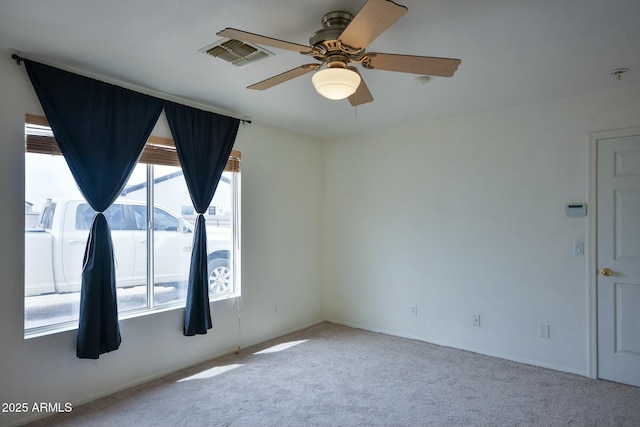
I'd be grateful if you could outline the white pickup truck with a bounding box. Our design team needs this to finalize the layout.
[25,198,232,297]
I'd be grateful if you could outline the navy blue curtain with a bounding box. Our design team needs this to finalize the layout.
[25,60,163,359]
[163,101,240,336]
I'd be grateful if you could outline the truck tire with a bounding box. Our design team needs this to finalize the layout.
[208,257,231,295]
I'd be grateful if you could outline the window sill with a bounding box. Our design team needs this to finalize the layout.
[24,292,239,340]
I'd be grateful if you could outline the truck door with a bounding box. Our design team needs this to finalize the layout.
[62,202,136,290]
[131,204,192,286]
[152,206,193,284]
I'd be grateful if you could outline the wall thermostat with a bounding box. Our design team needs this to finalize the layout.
[565,203,587,217]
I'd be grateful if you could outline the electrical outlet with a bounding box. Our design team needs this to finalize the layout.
[539,324,550,338]
[572,241,584,256]
[410,305,418,316]
[473,314,481,327]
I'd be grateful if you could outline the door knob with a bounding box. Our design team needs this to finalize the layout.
[600,268,613,277]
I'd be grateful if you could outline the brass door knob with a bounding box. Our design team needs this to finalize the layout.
[600,268,613,277]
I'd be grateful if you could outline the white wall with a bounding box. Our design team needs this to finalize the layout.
[0,51,324,427]
[323,86,640,376]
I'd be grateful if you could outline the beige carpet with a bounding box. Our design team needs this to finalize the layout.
[27,322,640,426]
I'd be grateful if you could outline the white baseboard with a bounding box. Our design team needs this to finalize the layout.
[324,318,589,378]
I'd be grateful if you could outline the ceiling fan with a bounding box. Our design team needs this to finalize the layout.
[216,0,461,106]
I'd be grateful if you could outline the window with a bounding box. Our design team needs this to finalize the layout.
[24,114,241,335]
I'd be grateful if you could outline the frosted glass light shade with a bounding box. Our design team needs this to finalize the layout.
[311,68,361,100]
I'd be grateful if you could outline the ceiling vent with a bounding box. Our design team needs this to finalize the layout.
[200,39,273,67]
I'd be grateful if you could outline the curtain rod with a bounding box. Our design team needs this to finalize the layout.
[11,53,23,65]
[10,53,252,125]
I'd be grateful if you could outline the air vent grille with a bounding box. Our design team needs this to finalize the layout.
[201,39,273,67]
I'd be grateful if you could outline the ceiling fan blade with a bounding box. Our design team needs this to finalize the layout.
[248,64,319,90]
[347,67,374,106]
[364,53,461,77]
[217,28,312,54]
[338,0,407,51]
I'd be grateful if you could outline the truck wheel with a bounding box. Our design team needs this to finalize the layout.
[208,258,231,295]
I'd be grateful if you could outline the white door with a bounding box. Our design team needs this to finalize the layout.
[596,128,640,387]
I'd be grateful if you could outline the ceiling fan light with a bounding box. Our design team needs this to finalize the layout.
[312,68,361,100]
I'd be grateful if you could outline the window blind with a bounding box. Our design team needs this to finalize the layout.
[25,114,241,172]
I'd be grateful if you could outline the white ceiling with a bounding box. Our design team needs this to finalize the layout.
[1,0,639,140]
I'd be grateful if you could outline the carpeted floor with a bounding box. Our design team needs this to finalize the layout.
[27,322,640,426]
